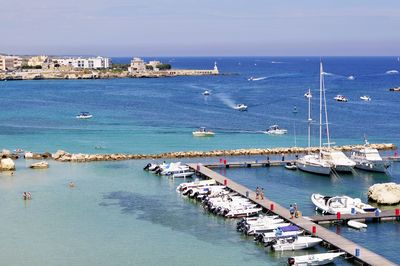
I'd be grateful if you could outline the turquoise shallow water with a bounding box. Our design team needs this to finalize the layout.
[1,57,400,265]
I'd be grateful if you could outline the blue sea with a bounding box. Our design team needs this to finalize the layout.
[0,57,399,265]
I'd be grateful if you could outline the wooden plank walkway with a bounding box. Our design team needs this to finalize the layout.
[204,160,293,168]
[310,210,400,223]
[187,163,398,266]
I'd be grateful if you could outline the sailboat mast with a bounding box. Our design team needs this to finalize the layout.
[322,65,331,148]
[319,62,323,150]
[307,88,312,148]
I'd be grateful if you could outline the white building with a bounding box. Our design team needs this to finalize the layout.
[128,57,147,73]
[0,55,22,71]
[54,56,111,69]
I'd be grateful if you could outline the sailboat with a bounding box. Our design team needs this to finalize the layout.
[296,64,331,175]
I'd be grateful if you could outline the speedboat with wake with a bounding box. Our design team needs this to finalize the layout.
[203,90,210,96]
[234,104,248,111]
[192,127,215,137]
[311,193,379,214]
[288,252,345,266]
[264,125,288,135]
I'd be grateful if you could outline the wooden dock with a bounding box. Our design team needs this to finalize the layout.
[187,163,398,266]
[310,210,400,224]
[204,160,293,168]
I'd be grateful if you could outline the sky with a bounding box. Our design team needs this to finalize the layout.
[1,0,400,56]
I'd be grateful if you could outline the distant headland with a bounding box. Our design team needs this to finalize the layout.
[0,54,219,80]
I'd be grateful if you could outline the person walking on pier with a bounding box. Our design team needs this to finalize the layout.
[260,188,264,199]
[255,187,260,199]
[294,203,298,218]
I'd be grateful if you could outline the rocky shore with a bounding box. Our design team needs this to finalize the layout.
[0,143,394,164]
[368,183,400,205]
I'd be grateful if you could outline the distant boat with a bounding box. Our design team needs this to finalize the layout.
[288,252,345,266]
[192,127,215,137]
[360,95,371,101]
[386,70,399,74]
[264,125,288,135]
[285,162,297,170]
[234,104,248,111]
[389,87,400,92]
[347,75,355,80]
[203,90,210,96]
[334,95,348,102]
[76,112,93,119]
[304,91,312,98]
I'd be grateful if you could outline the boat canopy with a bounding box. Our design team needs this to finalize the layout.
[279,225,300,232]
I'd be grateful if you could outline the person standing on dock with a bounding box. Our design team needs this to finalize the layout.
[294,203,299,218]
[255,187,260,199]
[289,204,295,219]
[281,153,285,162]
[260,188,264,199]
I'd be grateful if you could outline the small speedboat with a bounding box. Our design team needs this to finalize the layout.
[203,90,210,96]
[285,162,297,170]
[348,75,355,80]
[334,95,348,102]
[264,125,288,135]
[76,112,93,119]
[288,252,345,266]
[234,104,248,111]
[269,236,322,251]
[304,91,312,98]
[360,95,371,101]
[192,127,215,137]
[347,220,367,229]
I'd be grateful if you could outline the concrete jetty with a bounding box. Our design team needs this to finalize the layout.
[187,163,398,266]
[11,143,396,163]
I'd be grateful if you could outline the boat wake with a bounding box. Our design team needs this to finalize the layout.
[248,76,267,81]
[215,93,239,109]
[386,70,399,75]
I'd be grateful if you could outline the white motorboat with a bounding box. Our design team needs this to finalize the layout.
[334,95,348,102]
[245,222,290,236]
[311,193,379,214]
[270,236,322,251]
[351,141,390,173]
[360,95,371,101]
[348,75,355,80]
[192,127,215,137]
[225,207,263,218]
[76,112,93,119]
[320,150,356,172]
[234,104,248,111]
[285,162,297,170]
[288,252,345,266]
[203,90,210,96]
[347,220,367,229]
[296,63,332,176]
[176,179,217,192]
[264,125,288,135]
[255,225,304,243]
[304,91,312,99]
[171,169,195,178]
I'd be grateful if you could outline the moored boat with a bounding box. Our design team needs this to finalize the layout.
[288,251,345,265]
[311,193,379,214]
[269,236,322,251]
[285,162,297,170]
[347,220,367,229]
[351,142,391,173]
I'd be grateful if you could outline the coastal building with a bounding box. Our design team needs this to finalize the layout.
[27,56,50,67]
[128,57,147,73]
[0,55,22,71]
[54,56,111,69]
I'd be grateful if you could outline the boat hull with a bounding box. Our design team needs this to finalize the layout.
[272,238,322,251]
[355,161,389,173]
[297,163,331,175]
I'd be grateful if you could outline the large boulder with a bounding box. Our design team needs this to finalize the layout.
[24,152,34,159]
[53,150,68,160]
[368,183,400,205]
[0,158,16,171]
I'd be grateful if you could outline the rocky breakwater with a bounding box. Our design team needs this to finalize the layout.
[50,143,396,163]
[368,183,400,205]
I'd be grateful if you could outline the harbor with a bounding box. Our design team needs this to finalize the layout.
[186,163,398,266]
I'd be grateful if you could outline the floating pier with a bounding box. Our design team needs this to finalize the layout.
[187,163,398,266]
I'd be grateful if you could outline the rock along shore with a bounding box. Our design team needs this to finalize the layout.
[1,143,393,163]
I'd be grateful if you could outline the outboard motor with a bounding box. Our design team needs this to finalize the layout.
[143,163,151,170]
[287,258,295,265]
[264,239,277,248]
[183,189,192,196]
[254,233,264,243]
